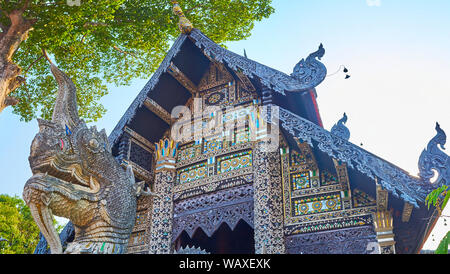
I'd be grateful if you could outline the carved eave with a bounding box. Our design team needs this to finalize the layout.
[235,70,256,92]
[376,183,389,211]
[124,126,155,151]
[108,34,188,146]
[143,97,173,125]
[401,202,414,223]
[189,29,327,95]
[108,29,327,148]
[333,159,352,209]
[121,159,152,182]
[268,107,437,208]
[167,62,198,95]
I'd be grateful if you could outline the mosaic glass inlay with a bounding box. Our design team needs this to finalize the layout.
[292,193,342,216]
[177,162,208,184]
[217,151,252,174]
[222,107,252,124]
[177,142,201,162]
[234,128,251,145]
[203,137,223,154]
[320,170,339,186]
[353,189,376,208]
[135,211,147,226]
[291,172,311,190]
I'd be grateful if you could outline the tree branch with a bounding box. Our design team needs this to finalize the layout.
[83,22,108,28]
[23,54,44,76]
[4,96,19,107]
[41,48,53,65]
[20,0,31,13]
[112,45,138,59]
[185,3,207,14]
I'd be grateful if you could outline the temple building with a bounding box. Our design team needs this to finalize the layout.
[34,4,449,255]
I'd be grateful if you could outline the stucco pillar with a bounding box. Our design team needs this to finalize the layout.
[148,138,177,254]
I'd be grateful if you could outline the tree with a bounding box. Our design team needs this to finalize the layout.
[426,186,450,254]
[0,0,274,122]
[0,194,40,254]
[0,194,64,254]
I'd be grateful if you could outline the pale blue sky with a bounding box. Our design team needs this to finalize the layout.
[0,0,449,250]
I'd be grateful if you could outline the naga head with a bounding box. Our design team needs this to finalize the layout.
[331,113,350,141]
[23,64,148,254]
[418,122,450,186]
[434,122,447,151]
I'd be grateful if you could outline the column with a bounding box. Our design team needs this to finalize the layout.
[373,183,396,254]
[251,106,285,254]
[373,210,396,254]
[148,138,177,254]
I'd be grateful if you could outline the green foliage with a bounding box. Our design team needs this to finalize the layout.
[0,194,64,254]
[435,231,450,254]
[426,185,448,211]
[1,0,274,122]
[426,186,449,254]
[0,194,40,254]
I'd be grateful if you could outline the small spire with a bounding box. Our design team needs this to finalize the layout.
[171,1,194,34]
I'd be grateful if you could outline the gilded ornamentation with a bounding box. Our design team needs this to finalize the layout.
[177,162,208,184]
[217,151,253,174]
[149,142,176,254]
[270,106,439,207]
[171,0,193,34]
[292,193,342,216]
[372,210,396,254]
[198,62,234,92]
[285,226,377,254]
[353,189,376,208]
[284,214,373,236]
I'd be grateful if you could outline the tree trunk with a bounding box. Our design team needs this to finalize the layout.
[0,9,34,114]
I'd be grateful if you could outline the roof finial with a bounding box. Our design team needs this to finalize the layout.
[171,1,194,34]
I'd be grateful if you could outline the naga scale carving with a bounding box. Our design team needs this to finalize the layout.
[23,64,154,254]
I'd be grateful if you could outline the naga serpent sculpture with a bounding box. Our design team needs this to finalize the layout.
[23,63,154,254]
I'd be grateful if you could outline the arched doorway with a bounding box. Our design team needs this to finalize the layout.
[174,220,255,254]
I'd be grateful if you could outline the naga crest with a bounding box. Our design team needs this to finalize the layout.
[331,113,350,141]
[23,64,152,254]
[418,122,450,186]
[291,43,327,87]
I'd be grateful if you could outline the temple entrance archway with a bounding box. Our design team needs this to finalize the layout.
[174,220,255,254]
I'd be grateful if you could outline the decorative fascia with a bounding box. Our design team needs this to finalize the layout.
[189,29,327,95]
[109,29,328,147]
[269,106,448,208]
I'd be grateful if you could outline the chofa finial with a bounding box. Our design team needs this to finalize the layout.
[331,113,350,141]
[418,122,449,185]
[171,1,194,34]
